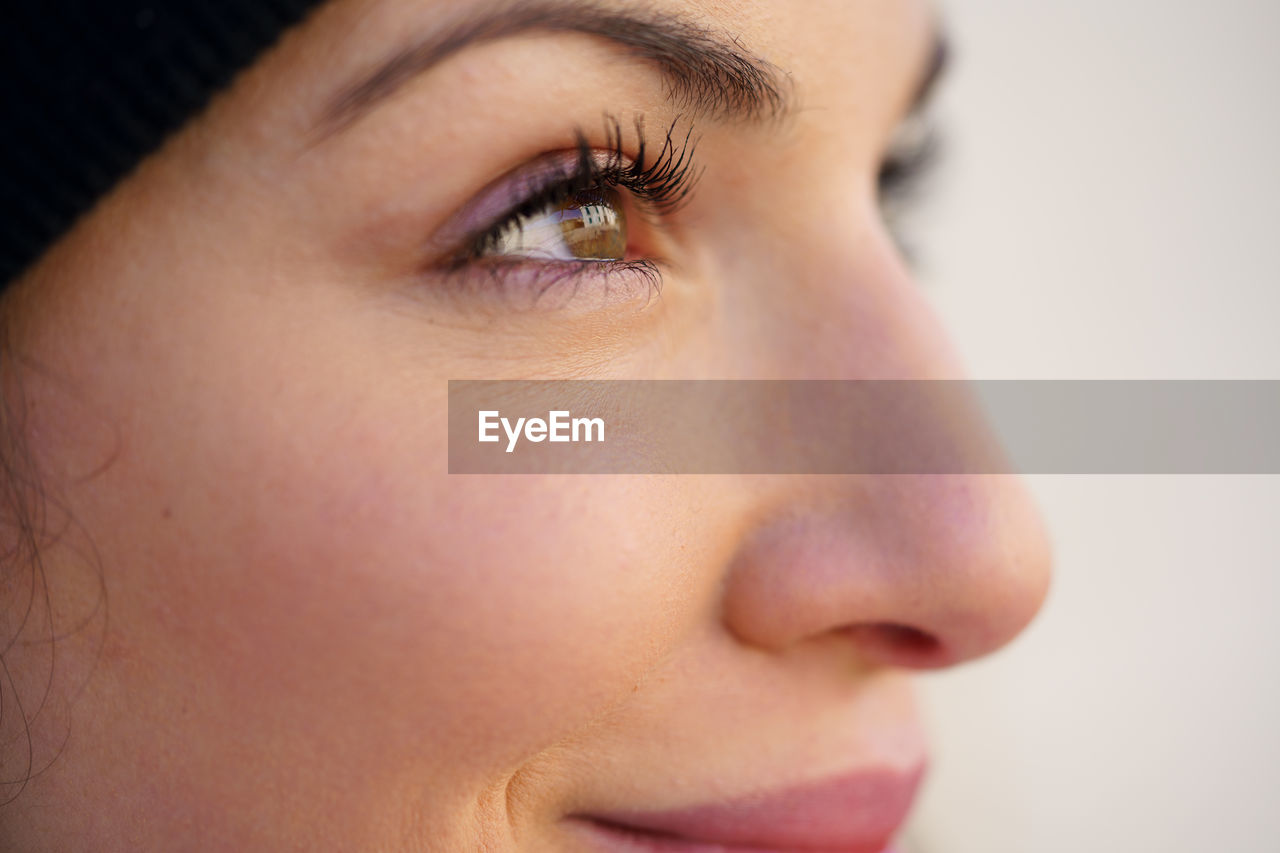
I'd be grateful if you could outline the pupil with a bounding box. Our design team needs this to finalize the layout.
[555,187,627,260]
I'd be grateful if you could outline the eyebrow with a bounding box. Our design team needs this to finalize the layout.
[317,0,794,136]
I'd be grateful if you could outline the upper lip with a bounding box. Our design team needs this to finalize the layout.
[577,761,926,851]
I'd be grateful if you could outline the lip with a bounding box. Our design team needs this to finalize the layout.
[571,762,925,853]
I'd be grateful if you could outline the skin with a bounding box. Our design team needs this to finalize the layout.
[0,0,1051,849]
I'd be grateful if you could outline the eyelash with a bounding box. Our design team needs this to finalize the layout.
[460,115,702,263]
[445,110,939,297]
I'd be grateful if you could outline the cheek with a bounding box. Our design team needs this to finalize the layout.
[24,252,721,796]
[98,395,706,786]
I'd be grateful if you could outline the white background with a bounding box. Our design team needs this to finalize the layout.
[905,0,1280,850]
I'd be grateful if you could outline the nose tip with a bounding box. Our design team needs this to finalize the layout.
[720,474,1053,670]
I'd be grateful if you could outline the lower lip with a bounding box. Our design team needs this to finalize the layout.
[569,765,923,853]
[572,818,903,853]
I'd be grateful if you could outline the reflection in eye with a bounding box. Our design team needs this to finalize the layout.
[450,115,699,289]
[484,187,628,262]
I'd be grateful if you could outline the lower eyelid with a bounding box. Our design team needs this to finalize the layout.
[437,258,663,314]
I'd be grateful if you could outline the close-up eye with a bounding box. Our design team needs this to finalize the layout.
[440,116,701,300]
[479,185,628,262]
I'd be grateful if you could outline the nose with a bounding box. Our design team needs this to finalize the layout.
[716,214,1053,670]
[721,475,1052,668]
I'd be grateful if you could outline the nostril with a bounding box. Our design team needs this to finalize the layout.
[842,622,950,669]
[876,623,939,653]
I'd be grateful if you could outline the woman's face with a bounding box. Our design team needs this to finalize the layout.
[3,0,1051,849]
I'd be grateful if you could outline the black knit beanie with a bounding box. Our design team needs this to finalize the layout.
[1,0,330,285]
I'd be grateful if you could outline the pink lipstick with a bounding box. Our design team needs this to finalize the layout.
[574,763,925,852]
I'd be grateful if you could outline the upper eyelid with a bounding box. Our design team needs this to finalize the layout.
[465,171,608,260]
[434,117,702,264]
[426,149,593,258]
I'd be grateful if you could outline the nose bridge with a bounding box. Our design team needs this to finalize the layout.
[721,193,961,383]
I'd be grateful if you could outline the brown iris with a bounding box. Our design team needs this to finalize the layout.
[484,185,629,262]
[547,187,627,260]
